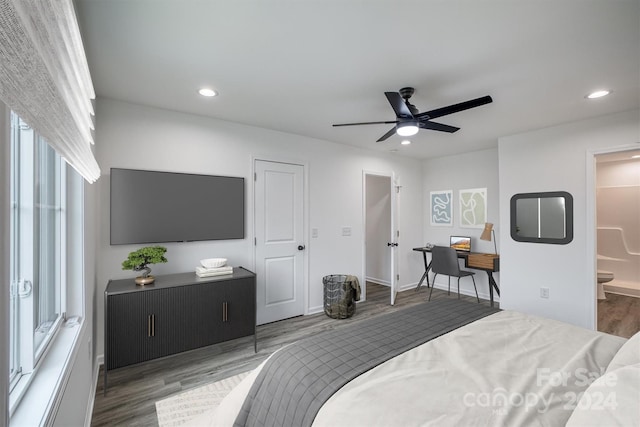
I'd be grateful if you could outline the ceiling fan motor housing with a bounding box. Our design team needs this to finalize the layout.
[399,87,419,116]
[331,86,492,142]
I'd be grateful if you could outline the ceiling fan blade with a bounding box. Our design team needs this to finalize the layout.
[419,120,460,133]
[376,126,398,142]
[384,92,414,119]
[333,120,398,127]
[415,95,493,120]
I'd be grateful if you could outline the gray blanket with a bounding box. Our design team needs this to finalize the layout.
[234,298,500,427]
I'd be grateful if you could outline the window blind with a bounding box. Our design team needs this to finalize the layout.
[0,0,100,183]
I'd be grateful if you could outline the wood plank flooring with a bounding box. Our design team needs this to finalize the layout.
[90,283,490,426]
[597,292,640,338]
[90,284,640,426]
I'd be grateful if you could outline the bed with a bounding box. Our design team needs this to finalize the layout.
[186,299,639,427]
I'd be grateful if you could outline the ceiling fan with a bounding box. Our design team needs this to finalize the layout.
[332,87,493,142]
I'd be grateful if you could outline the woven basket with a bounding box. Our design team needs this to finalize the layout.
[323,275,356,319]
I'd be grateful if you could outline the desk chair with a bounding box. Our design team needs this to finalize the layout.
[428,246,480,303]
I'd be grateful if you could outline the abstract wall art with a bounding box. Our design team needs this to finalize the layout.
[430,190,453,226]
[459,187,487,228]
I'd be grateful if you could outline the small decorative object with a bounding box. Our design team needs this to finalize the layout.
[200,258,227,268]
[122,246,168,285]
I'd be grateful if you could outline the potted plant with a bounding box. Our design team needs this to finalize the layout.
[122,246,168,285]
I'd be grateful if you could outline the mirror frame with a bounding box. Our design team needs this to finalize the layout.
[510,191,574,244]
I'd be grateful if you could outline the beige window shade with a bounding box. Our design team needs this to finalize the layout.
[0,0,100,183]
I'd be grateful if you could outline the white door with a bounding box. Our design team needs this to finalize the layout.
[390,174,399,305]
[254,160,305,325]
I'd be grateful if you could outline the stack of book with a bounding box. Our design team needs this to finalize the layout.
[196,265,233,277]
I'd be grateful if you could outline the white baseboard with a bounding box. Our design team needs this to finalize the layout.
[365,277,390,287]
[397,282,418,292]
[429,280,496,302]
[307,305,323,315]
[85,360,101,427]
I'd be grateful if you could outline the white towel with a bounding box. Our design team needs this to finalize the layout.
[196,270,234,278]
[195,266,233,277]
[196,265,233,274]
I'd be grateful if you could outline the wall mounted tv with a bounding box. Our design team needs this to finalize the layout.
[110,168,245,245]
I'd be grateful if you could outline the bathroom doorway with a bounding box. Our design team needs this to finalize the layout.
[595,148,640,338]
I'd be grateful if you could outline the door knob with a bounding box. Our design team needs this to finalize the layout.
[298,245,305,250]
[387,242,398,247]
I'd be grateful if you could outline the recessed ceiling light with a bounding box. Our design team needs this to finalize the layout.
[632,155,640,159]
[586,90,610,99]
[198,88,218,97]
[401,140,411,145]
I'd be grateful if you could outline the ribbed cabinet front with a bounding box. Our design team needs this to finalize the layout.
[103,269,257,384]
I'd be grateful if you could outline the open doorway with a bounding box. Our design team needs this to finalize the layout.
[594,148,640,338]
[363,172,398,305]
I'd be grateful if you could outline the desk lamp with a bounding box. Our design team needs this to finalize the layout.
[480,222,497,254]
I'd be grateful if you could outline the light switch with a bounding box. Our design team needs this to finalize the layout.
[342,226,352,237]
[312,228,318,238]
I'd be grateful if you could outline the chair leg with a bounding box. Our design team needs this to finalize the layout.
[472,276,480,303]
[428,273,437,301]
[447,277,451,295]
[457,278,461,299]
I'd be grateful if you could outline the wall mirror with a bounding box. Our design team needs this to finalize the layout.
[510,191,573,244]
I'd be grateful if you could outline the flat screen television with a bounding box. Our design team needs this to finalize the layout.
[110,168,245,245]
[449,236,471,253]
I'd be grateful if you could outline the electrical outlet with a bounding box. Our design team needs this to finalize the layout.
[311,228,318,238]
[540,287,550,299]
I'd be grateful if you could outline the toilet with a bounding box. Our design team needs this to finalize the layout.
[597,270,614,299]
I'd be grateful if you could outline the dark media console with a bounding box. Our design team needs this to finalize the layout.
[103,267,256,393]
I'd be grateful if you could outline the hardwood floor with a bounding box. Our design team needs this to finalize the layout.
[90,282,492,426]
[597,292,640,338]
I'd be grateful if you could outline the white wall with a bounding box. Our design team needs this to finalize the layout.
[422,148,500,299]
[365,174,391,285]
[498,109,640,329]
[94,98,425,357]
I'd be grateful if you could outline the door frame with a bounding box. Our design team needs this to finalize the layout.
[362,169,398,304]
[586,143,639,330]
[252,155,309,317]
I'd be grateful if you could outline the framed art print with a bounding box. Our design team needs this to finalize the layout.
[459,188,487,228]
[430,190,453,226]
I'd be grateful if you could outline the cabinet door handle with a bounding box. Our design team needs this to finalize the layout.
[148,314,156,337]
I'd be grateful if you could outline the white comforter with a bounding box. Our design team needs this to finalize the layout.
[187,310,626,427]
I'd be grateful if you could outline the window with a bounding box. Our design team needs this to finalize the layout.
[8,112,73,395]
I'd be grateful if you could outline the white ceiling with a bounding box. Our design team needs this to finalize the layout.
[75,0,640,160]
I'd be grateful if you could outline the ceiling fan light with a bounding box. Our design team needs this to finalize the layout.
[397,122,419,137]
